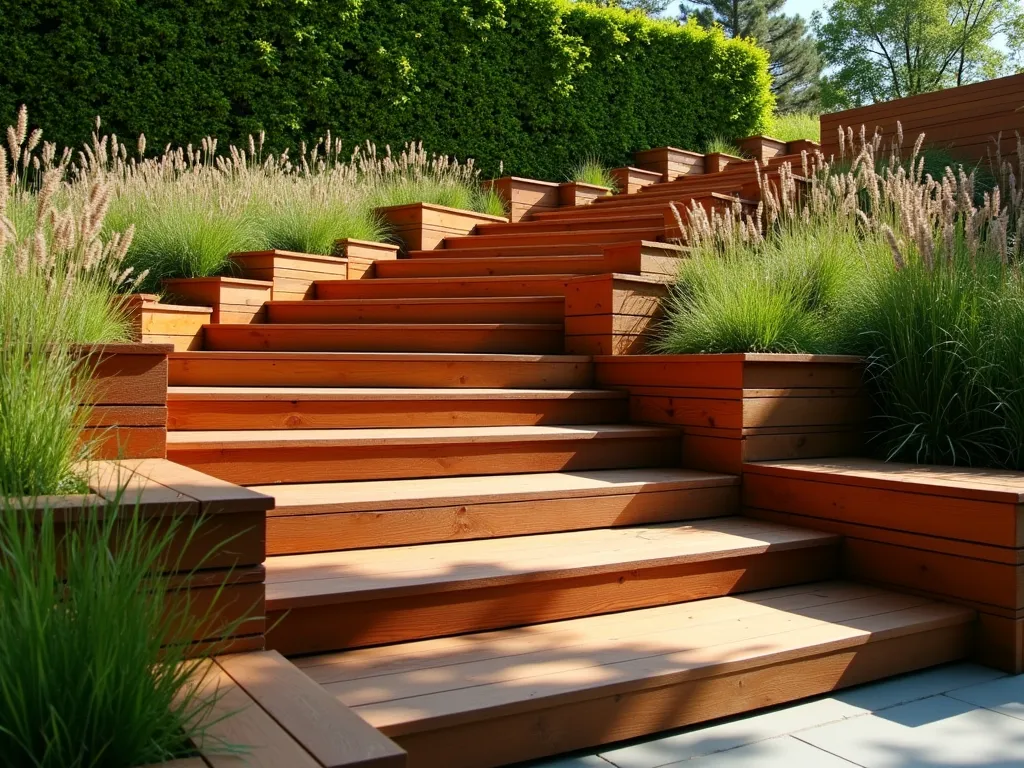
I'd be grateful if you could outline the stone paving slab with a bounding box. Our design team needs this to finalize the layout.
[529,664,1019,768]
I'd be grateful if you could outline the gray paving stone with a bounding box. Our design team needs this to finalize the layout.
[946,674,1024,721]
[680,736,861,767]
[833,664,1006,712]
[598,698,864,768]
[795,694,1024,767]
[535,756,612,768]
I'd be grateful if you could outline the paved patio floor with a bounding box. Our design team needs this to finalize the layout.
[530,663,1024,767]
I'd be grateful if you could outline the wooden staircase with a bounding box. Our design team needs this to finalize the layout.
[163,146,974,768]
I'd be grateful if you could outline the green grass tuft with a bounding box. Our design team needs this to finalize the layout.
[765,112,820,143]
[568,156,618,192]
[703,137,746,157]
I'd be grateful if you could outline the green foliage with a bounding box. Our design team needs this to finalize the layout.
[816,0,1024,110]
[682,0,821,112]
[0,1,772,179]
[656,216,863,354]
[0,498,232,768]
[703,136,747,156]
[569,156,619,190]
[766,112,820,142]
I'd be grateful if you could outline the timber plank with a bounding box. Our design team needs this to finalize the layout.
[217,651,406,768]
[265,297,564,325]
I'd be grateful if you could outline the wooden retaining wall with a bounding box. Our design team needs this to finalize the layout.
[820,73,1024,165]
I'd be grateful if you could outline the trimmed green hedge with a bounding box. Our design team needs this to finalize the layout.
[0,0,772,178]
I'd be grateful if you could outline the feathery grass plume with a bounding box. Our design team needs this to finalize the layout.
[0,487,253,767]
[567,156,618,192]
[1,109,138,495]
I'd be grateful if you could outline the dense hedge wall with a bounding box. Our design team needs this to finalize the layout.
[0,0,773,178]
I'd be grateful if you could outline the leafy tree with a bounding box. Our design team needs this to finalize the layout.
[682,0,822,112]
[577,0,672,14]
[816,0,1024,110]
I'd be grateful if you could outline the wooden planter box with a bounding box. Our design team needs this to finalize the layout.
[565,274,670,355]
[593,354,866,474]
[482,176,559,222]
[704,152,744,173]
[124,294,209,352]
[11,458,272,652]
[78,343,171,460]
[375,202,508,253]
[142,650,406,768]
[335,239,401,280]
[610,166,663,194]
[162,276,272,324]
[231,250,348,301]
[558,181,612,207]
[744,458,1024,673]
[632,147,705,180]
[737,135,789,165]
[787,139,821,155]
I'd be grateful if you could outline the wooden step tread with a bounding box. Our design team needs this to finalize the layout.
[168,423,676,450]
[168,387,624,402]
[302,581,973,744]
[258,467,737,516]
[265,518,839,608]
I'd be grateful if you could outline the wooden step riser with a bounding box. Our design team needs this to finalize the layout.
[441,228,665,250]
[266,300,564,325]
[386,625,967,768]
[266,545,838,655]
[267,485,739,555]
[169,397,628,431]
[202,326,564,355]
[169,356,594,389]
[375,253,678,280]
[476,215,664,235]
[314,277,576,301]
[407,244,607,259]
[169,435,682,486]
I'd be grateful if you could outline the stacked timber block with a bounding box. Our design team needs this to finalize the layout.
[335,239,400,280]
[376,202,508,253]
[84,458,273,653]
[610,166,663,194]
[744,458,1024,673]
[558,181,612,206]
[737,135,789,165]
[632,146,705,180]
[704,152,744,173]
[594,354,866,474]
[565,273,670,355]
[483,176,560,222]
[787,139,821,155]
[125,293,210,351]
[163,276,273,324]
[79,343,171,460]
[232,250,348,300]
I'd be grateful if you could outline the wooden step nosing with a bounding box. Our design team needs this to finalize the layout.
[266,297,565,308]
[169,352,593,363]
[265,530,840,608]
[206,323,565,332]
[358,600,973,737]
[166,424,679,451]
[167,388,626,403]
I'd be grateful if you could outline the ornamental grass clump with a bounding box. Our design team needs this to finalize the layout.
[568,156,618,191]
[0,494,236,768]
[0,108,139,496]
[662,122,1024,469]
[765,111,820,142]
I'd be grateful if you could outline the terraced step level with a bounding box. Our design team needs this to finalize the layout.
[167,423,682,485]
[264,296,564,324]
[295,581,972,768]
[264,516,842,655]
[257,467,739,554]
[168,387,628,430]
[201,322,564,354]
